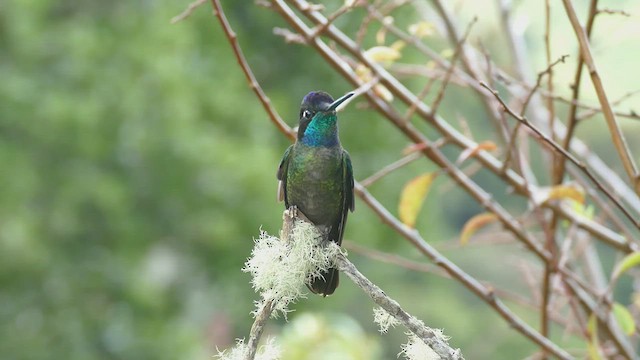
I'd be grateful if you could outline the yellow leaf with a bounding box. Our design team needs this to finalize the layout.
[460,213,498,245]
[375,16,393,45]
[612,302,636,336]
[391,40,406,52]
[548,185,585,204]
[408,21,434,38]
[586,342,602,360]
[399,173,437,228]
[364,46,401,63]
[376,28,386,45]
[612,252,640,280]
[456,141,498,164]
[441,48,454,58]
[532,184,585,205]
[586,313,603,360]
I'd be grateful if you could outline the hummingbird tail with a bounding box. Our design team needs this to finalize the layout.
[308,267,339,296]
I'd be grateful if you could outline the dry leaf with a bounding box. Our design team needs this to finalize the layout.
[460,212,498,245]
[532,184,585,205]
[456,141,498,164]
[399,173,437,228]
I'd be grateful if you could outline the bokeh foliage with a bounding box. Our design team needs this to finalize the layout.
[3,0,639,359]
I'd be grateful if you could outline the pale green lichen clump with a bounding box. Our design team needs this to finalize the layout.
[400,334,441,360]
[243,219,339,317]
[373,307,400,333]
[215,338,280,360]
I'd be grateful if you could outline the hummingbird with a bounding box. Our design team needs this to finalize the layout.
[277,91,355,296]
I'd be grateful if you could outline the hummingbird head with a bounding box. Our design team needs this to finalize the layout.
[297,91,354,145]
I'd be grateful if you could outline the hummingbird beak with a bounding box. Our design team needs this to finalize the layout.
[327,92,355,112]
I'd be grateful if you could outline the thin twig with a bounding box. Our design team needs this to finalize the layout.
[171,0,207,24]
[430,17,477,115]
[210,0,296,141]
[360,152,422,187]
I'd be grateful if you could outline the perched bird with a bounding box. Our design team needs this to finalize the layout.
[277,91,355,296]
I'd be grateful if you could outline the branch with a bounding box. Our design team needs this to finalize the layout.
[480,82,640,230]
[555,0,598,185]
[210,0,296,141]
[335,253,464,360]
[561,0,640,194]
[353,183,574,360]
[245,300,274,360]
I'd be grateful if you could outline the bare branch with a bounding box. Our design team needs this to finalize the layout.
[210,0,296,141]
[561,0,640,194]
[480,82,640,230]
[336,252,464,360]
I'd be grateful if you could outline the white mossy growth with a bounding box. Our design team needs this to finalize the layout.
[215,338,280,360]
[373,307,399,333]
[243,216,339,317]
[399,334,441,360]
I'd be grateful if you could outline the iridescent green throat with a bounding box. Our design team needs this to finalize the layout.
[301,112,339,147]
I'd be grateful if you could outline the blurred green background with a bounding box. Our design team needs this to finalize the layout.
[2,0,639,359]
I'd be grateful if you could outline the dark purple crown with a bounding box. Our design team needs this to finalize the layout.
[302,91,334,111]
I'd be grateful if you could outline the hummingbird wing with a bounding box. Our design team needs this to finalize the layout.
[335,150,355,246]
[276,145,293,204]
[343,150,355,213]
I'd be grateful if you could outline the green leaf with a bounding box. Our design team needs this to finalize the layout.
[612,252,640,280]
[612,302,636,336]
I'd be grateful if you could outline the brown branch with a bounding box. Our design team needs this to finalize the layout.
[245,299,274,360]
[561,0,640,194]
[555,0,598,185]
[210,0,296,141]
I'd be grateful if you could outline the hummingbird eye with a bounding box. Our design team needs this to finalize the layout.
[302,110,312,120]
